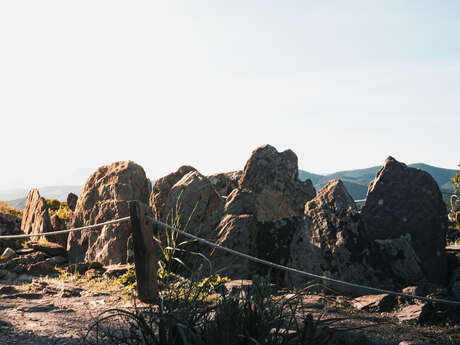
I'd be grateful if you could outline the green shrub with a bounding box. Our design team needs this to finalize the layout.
[46,199,71,222]
[0,200,23,218]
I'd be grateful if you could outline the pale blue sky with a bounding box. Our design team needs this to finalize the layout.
[0,1,459,190]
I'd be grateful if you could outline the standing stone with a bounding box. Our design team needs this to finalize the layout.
[162,171,224,240]
[67,161,151,265]
[286,180,384,292]
[21,189,53,237]
[67,193,78,212]
[361,157,448,285]
[207,171,242,197]
[150,165,197,220]
[238,145,316,222]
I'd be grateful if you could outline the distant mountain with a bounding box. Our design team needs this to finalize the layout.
[0,185,83,209]
[299,163,458,201]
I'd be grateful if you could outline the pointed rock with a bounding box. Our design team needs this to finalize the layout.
[21,189,52,237]
[239,144,316,222]
[361,156,448,285]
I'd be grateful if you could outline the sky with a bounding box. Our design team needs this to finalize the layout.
[0,0,459,190]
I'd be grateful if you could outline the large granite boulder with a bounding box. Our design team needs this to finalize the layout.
[162,171,224,240]
[67,161,151,265]
[239,145,316,222]
[21,189,53,237]
[207,171,242,197]
[150,165,197,220]
[361,156,448,285]
[286,180,384,291]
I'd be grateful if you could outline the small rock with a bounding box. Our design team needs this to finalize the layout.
[17,303,57,312]
[352,294,396,312]
[402,286,424,297]
[26,241,67,257]
[60,287,83,298]
[0,286,19,295]
[1,247,17,260]
[66,262,104,275]
[103,264,131,278]
[396,303,429,324]
[3,293,43,300]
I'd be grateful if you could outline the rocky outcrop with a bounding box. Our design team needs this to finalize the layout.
[150,165,197,219]
[162,171,224,240]
[67,161,151,265]
[67,193,78,212]
[207,171,242,197]
[239,145,316,222]
[361,157,448,285]
[286,180,383,291]
[20,189,53,237]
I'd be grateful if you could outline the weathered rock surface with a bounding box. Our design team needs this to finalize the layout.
[396,304,430,324]
[287,180,383,291]
[162,171,224,240]
[26,241,67,257]
[150,165,197,220]
[67,193,78,212]
[20,189,52,237]
[207,171,242,197]
[223,188,256,215]
[67,161,151,265]
[0,212,21,236]
[361,157,448,285]
[49,214,68,247]
[374,235,426,285]
[239,145,316,222]
[0,213,22,254]
[210,214,256,278]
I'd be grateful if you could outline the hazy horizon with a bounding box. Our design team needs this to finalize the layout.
[1,1,459,190]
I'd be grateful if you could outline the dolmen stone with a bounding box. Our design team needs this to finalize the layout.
[67,161,151,265]
[67,192,78,212]
[361,156,449,285]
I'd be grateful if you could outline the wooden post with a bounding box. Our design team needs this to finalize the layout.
[129,200,158,303]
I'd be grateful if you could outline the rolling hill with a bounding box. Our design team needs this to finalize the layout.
[299,163,458,200]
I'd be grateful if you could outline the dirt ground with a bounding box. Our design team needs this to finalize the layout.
[0,276,459,345]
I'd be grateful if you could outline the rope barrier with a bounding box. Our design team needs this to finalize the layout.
[0,217,130,240]
[147,216,460,307]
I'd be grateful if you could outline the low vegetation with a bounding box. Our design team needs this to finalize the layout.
[84,275,338,345]
[46,198,71,222]
[0,200,23,218]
